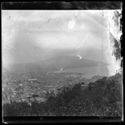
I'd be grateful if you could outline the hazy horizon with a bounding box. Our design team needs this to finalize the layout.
[2,10,121,78]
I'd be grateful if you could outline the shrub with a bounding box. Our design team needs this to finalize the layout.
[3,74,122,116]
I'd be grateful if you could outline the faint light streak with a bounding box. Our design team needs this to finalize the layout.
[77,55,82,60]
[68,19,75,30]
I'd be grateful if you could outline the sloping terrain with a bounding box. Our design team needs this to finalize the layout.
[3,73,123,117]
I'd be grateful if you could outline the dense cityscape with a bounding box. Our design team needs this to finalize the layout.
[2,69,90,105]
[2,68,123,117]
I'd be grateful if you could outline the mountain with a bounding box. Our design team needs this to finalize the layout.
[8,57,105,71]
[4,55,108,79]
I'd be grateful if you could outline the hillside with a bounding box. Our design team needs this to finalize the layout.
[3,73,123,117]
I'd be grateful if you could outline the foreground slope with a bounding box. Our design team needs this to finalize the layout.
[3,73,123,116]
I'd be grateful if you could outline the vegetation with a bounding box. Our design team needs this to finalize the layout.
[3,73,122,116]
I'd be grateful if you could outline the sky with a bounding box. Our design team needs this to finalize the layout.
[2,10,121,77]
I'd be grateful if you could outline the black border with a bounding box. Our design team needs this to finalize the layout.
[1,1,122,10]
[3,116,122,123]
[1,0,123,124]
